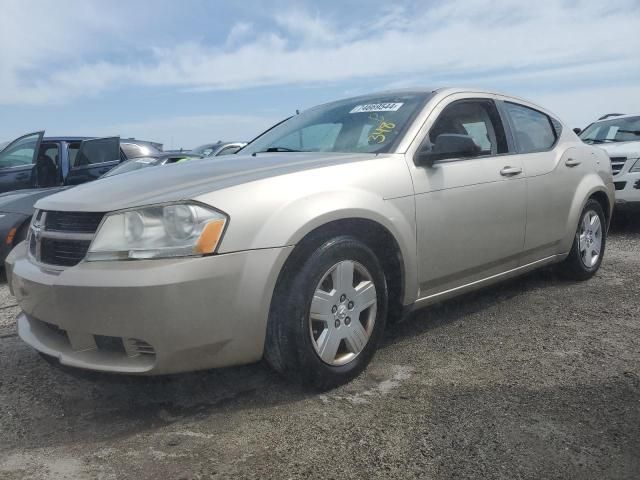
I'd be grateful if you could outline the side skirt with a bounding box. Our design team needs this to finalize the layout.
[408,253,566,312]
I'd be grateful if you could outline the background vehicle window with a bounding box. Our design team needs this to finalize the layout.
[121,142,159,159]
[74,138,120,167]
[39,144,59,164]
[216,146,241,156]
[0,132,41,169]
[505,102,556,153]
[428,101,507,156]
[580,116,640,144]
[68,142,81,167]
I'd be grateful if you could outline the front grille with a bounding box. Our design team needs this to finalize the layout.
[40,238,92,267]
[610,157,627,175]
[614,181,627,191]
[30,210,105,267]
[45,211,104,233]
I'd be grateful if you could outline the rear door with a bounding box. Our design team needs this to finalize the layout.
[500,101,583,263]
[65,137,121,185]
[0,131,44,193]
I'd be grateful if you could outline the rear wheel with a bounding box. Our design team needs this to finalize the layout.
[557,199,606,280]
[264,235,388,389]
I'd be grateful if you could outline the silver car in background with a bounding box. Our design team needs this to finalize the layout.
[579,114,640,214]
[6,88,614,388]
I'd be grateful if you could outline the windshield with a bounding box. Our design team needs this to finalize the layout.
[580,116,640,144]
[241,93,431,155]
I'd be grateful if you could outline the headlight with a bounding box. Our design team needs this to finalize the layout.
[86,202,227,261]
[630,158,640,172]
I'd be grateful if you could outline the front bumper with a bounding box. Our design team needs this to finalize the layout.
[613,167,640,212]
[6,243,292,374]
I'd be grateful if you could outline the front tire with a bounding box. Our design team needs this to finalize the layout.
[558,199,606,280]
[264,235,388,390]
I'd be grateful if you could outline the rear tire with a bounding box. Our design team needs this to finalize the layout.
[264,235,388,390]
[557,199,606,280]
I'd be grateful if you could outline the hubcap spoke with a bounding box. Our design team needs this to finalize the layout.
[344,320,369,354]
[333,261,355,295]
[354,281,376,310]
[579,233,588,252]
[310,289,335,322]
[317,329,341,364]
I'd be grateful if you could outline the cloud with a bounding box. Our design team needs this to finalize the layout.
[1,0,639,121]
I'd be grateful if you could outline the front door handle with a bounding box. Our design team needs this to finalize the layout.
[500,166,522,177]
[565,158,581,167]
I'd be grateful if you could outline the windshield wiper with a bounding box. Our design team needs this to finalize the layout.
[584,138,613,144]
[252,146,307,156]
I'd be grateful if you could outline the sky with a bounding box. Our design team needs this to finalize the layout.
[1,0,639,149]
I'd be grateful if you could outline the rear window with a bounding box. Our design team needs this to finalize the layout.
[504,102,557,153]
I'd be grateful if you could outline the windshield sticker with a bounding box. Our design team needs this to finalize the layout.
[350,102,403,114]
[368,115,396,144]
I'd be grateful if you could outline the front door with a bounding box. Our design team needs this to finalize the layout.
[0,131,44,193]
[409,97,526,298]
[65,137,121,185]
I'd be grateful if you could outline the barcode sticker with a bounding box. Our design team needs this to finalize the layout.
[349,103,404,114]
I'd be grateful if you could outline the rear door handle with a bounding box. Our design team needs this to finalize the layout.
[500,166,522,177]
[565,158,581,167]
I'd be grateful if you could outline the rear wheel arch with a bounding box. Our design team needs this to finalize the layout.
[589,190,611,227]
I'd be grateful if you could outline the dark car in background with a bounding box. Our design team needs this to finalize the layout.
[0,132,160,193]
[0,134,155,262]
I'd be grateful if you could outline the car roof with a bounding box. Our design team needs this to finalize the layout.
[42,136,92,142]
[593,113,640,123]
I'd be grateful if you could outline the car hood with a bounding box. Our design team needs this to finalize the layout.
[0,187,70,215]
[596,141,640,159]
[36,152,382,212]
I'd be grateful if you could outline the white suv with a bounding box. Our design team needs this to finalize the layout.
[580,114,640,214]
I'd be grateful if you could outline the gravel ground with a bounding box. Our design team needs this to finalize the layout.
[1,220,639,480]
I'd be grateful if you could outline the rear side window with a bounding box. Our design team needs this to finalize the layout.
[505,102,557,153]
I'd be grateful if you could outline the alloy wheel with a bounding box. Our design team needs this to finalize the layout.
[578,210,602,268]
[308,260,377,366]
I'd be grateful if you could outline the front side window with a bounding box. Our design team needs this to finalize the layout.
[580,116,640,144]
[427,100,508,158]
[505,102,557,153]
[0,132,42,169]
[242,93,431,155]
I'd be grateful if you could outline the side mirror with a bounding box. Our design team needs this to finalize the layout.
[415,134,481,165]
[572,127,582,135]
